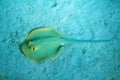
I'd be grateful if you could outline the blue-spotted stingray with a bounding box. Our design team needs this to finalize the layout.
[20,28,110,63]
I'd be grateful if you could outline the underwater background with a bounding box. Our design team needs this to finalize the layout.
[0,0,120,80]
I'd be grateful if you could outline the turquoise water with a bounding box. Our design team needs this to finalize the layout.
[0,0,120,80]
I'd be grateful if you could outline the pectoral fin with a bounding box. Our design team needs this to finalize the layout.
[50,45,64,60]
[26,28,62,40]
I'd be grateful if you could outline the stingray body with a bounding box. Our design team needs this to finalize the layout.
[20,28,110,63]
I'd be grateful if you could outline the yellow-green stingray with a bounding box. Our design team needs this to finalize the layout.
[20,28,110,63]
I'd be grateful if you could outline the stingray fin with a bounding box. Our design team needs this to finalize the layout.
[26,28,62,40]
[50,45,64,60]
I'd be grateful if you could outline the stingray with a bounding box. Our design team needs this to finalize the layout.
[20,28,110,63]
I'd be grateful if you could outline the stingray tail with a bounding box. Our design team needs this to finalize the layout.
[62,38,111,44]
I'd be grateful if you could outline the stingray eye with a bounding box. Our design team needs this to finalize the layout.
[28,41,32,45]
[30,46,37,52]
